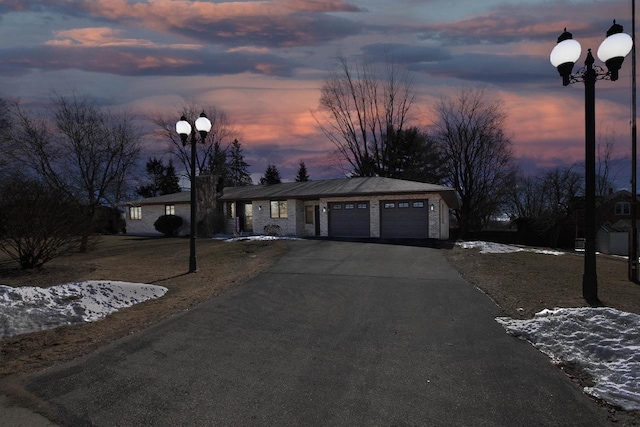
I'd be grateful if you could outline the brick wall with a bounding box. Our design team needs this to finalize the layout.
[126,203,191,235]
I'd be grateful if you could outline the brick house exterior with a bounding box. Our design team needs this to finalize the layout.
[219,177,458,240]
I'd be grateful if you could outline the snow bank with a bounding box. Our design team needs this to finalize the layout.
[0,281,168,339]
[497,308,640,411]
[222,235,302,243]
[458,241,564,256]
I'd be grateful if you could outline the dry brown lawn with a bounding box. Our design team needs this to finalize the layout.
[442,245,640,319]
[0,235,287,377]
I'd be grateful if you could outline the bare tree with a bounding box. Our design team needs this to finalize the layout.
[509,166,582,247]
[0,177,87,269]
[153,100,236,182]
[7,94,142,250]
[314,55,414,177]
[432,87,517,237]
[596,128,623,197]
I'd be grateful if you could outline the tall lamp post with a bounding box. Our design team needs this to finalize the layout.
[176,112,212,273]
[550,21,633,304]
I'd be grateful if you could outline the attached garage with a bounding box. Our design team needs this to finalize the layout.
[380,200,429,238]
[329,201,370,237]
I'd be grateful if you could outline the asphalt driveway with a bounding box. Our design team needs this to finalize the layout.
[22,239,612,426]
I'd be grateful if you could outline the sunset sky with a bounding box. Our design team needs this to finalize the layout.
[0,0,636,185]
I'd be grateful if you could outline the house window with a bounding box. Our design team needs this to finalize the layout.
[384,203,395,209]
[226,202,235,219]
[305,205,314,225]
[615,202,631,215]
[130,206,142,220]
[345,203,355,210]
[270,200,288,218]
[413,201,425,208]
[165,204,175,216]
[398,202,410,208]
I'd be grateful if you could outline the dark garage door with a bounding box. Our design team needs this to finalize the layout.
[329,202,370,237]
[380,200,429,238]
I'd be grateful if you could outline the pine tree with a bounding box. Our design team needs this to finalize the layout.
[259,163,282,185]
[136,157,182,198]
[207,141,228,184]
[227,139,253,186]
[295,161,310,182]
[161,160,182,194]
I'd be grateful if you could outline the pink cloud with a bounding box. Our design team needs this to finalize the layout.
[73,0,361,47]
[45,27,201,49]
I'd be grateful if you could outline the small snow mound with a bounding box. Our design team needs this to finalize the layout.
[458,241,564,256]
[0,281,168,339]
[496,307,640,411]
[223,235,302,243]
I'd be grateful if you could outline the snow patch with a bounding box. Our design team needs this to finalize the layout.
[458,241,564,256]
[221,235,302,243]
[0,281,168,339]
[497,307,640,411]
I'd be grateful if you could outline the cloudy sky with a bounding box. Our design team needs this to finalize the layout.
[0,0,636,184]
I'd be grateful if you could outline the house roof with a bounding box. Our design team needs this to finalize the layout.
[124,191,192,206]
[219,177,460,208]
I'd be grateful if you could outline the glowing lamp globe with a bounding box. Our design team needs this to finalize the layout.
[550,30,581,86]
[176,117,191,136]
[195,113,212,133]
[597,31,633,81]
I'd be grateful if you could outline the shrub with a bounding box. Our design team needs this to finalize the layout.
[264,224,281,236]
[0,177,87,269]
[154,215,183,237]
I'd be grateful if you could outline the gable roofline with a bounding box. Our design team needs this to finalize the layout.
[219,177,460,209]
[122,191,191,206]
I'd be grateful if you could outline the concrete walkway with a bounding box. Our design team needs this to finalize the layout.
[11,240,613,425]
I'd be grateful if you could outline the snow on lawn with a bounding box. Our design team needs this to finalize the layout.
[221,235,302,243]
[0,281,168,339]
[497,308,640,411]
[458,241,565,256]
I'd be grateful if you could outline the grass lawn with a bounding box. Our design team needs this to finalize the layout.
[0,235,287,377]
[443,246,640,319]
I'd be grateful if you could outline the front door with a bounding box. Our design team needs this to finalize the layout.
[244,203,253,232]
[314,205,320,236]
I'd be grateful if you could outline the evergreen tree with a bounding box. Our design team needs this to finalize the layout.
[161,160,181,194]
[259,163,282,185]
[136,157,182,198]
[207,141,228,184]
[295,161,310,182]
[227,139,253,186]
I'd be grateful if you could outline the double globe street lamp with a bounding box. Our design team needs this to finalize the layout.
[176,112,212,273]
[550,21,633,303]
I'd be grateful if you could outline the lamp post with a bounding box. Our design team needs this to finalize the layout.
[550,21,633,304]
[176,112,212,273]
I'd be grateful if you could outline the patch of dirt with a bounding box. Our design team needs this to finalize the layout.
[0,236,287,377]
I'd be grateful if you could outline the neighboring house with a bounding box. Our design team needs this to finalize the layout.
[219,177,459,240]
[123,192,192,236]
[596,190,640,256]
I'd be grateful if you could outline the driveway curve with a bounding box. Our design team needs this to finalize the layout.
[23,240,612,426]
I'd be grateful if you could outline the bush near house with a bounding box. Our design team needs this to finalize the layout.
[154,215,184,237]
[264,224,281,236]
